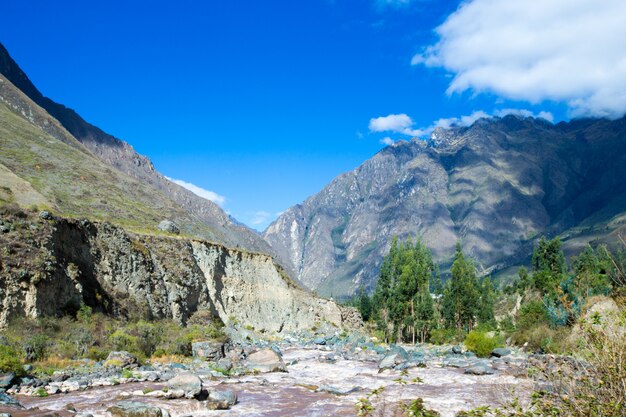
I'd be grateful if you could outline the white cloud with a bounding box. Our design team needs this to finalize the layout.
[249,211,271,226]
[370,108,553,140]
[369,113,413,132]
[165,177,226,206]
[412,0,626,119]
[493,108,554,123]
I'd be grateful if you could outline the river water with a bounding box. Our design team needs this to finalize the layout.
[6,347,532,417]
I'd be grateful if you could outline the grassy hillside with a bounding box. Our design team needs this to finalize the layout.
[0,84,218,239]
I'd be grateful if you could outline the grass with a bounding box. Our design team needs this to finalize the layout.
[0,100,218,241]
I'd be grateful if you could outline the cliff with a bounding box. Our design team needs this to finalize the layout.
[0,209,360,332]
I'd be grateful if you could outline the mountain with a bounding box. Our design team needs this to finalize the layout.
[0,42,272,253]
[264,116,626,298]
[0,44,359,331]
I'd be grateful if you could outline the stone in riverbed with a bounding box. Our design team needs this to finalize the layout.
[491,348,512,358]
[105,351,139,368]
[317,385,361,396]
[191,341,224,361]
[0,392,23,409]
[166,372,202,399]
[107,401,170,417]
[246,349,286,373]
[205,390,237,410]
[465,364,495,375]
[0,373,15,388]
[378,347,409,371]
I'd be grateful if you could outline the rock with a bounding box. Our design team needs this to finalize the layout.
[0,392,23,409]
[107,401,170,417]
[465,364,495,375]
[157,220,180,234]
[39,211,52,220]
[491,348,512,358]
[313,337,326,345]
[105,351,139,368]
[167,372,202,399]
[216,358,233,371]
[0,373,15,388]
[0,225,9,233]
[443,357,469,368]
[452,345,463,354]
[317,385,360,395]
[246,349,286,373]
[205,390,237,410]
[76,414,94,417]
[0,413,11,417]
[378,348,409,371]
[191,341,224,361]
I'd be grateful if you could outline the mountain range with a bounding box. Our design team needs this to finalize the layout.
[264,116,626,297]
[2,42,626,302]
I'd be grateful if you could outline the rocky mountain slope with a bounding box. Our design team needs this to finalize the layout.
[0,208,358,332]
[0,42,272,253]
[264,116,626,297]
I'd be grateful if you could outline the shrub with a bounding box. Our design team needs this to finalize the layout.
[464,331,503,358]
[0,345,25,376]
[24,334,50,362]
[429,328,465,345]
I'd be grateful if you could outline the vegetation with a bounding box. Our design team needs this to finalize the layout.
[357,237,495,345]
[0,308,224,374]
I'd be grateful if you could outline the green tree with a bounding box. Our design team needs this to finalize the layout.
[531,236,566,294]
[442,242,480,331]
[372,236,437,343]
[357,286,372,322]
[477,276,495,327]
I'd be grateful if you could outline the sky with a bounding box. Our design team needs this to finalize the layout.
[2,0,625,230]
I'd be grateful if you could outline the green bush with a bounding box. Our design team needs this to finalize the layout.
[464,330,503,358]
[0,345,25,376]
[24,334,50,362]
[516,299,548,330]
[429,328,465,345]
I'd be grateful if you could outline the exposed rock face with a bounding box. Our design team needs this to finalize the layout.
[0,215,359,332]
[264,116,626,297]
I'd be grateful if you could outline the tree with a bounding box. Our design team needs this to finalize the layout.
[477,276,495,327]
[372,236,437,343]
[442,242,480,331]
[356,286,372,322]
[531,236,566,294]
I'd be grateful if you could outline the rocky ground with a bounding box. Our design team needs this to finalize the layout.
[0,332,540,417]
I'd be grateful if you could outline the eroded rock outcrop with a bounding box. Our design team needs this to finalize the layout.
[0,215,360,333]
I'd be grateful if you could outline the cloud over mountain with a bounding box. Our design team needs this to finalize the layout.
[413,0,626,119]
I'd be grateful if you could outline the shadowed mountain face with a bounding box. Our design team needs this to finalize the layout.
[0,43,272,253]
[264,116,626,298]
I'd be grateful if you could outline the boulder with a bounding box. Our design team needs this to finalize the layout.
[313,337,326,345]
[452,345,463,354]
[167,372,202,399]
[491,348,512,358]
[107,401,170,417]
[157,220,180,234]
[465,364,495,375]
[191,341,224,361]
[317,385,360,395]
[205,390,237,410]
[0,373,15,388]
[246,349,286,373]
[105,351,139,368]
[378,348,409,371]
[0,392,23,409]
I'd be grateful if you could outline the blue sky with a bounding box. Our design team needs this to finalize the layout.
[2,0,624,230]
